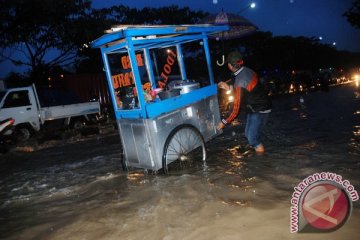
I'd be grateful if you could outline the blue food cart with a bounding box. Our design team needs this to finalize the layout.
[92,24,228,172]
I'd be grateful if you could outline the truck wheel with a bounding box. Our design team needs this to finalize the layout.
[72,120,85,130]
[16,127,32,142]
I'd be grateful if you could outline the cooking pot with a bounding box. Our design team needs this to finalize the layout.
[171,80,200,94]
[157,88,181,100]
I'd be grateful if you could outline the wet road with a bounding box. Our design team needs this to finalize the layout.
[0,84,359,239]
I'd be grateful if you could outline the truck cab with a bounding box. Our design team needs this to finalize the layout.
[0,86,41,138]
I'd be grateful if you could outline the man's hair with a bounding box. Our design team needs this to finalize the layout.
[227,51,243,67]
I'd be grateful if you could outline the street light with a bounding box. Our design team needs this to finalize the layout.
[238,2,257,14]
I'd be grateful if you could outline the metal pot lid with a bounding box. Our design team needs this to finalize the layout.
[173,80,199,87]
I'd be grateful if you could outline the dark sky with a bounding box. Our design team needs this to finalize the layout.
[1,0,359,78]
[93,0,360,52]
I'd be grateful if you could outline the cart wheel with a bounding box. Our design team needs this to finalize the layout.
[162,125,206,174]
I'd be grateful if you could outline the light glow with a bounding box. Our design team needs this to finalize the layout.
[355,74,359,87]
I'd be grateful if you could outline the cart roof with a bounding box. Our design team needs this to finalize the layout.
[91,24,228,50]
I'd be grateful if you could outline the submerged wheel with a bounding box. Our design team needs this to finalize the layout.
[162,125,206,174]
[16,127,32,142]
[72,120,85,130]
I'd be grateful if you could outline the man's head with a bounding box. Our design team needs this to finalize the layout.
[227,51,244,71]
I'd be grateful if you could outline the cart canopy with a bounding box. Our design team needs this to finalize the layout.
[92,24,228,50]
[92,24,228,119]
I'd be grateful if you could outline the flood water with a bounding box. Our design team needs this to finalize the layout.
[0,84,359,240]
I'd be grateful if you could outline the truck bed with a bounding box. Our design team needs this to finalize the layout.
[40,102,100,121]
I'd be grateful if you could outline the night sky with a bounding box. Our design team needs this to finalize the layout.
[1,0,359,78]
[93,0,360,52]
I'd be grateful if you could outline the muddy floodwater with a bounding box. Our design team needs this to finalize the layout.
[1,84,359,240]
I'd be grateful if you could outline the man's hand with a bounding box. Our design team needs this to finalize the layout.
[217,122,225,130]
[218,81,230,90]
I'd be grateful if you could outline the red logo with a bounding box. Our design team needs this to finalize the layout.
[301,183,350,231]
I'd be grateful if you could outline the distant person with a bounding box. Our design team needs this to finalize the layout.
[217,51,272,154]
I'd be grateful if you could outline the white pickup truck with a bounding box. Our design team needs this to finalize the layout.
[0,84,100,139]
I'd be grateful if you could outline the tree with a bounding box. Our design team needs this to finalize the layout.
[101,5,207,25]
[0,1,210,82]
[0,0,93,84]
[76,5,208,73]
[344,0,360,29]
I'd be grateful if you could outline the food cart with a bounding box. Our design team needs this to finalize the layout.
[92,24,228,172]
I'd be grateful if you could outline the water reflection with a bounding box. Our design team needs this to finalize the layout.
[0,85,360,239]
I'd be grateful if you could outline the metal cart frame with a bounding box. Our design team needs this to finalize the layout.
[92,24,228,172]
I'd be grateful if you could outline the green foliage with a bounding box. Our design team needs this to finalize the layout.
[0,0,359,86]
[211,30,359,72]
[242,33,338,70]
[76,5,207,73]
[0,0,93,83]
[344,0,360,29]
[210,30,360,84]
